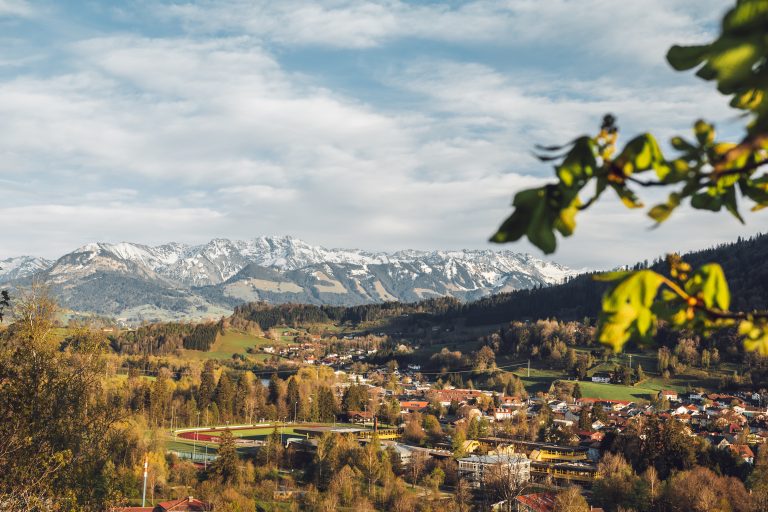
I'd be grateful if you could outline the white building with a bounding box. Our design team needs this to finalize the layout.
[458,454,531,489]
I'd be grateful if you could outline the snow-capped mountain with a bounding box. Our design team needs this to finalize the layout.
[0,256,53,283]
[2,236,579,321]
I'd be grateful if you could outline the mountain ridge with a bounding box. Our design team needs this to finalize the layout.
[1,236,577,322]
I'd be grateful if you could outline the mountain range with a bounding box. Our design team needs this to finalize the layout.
[0,236,577,322]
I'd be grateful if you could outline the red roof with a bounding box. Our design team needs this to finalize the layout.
[516,492,556,512]
[400,400,429,410]
[729,444,755,459]
[111,497,211,512]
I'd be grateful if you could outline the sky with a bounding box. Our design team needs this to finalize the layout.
[0,0,764,269]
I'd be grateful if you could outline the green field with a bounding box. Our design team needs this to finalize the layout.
[514,367,706,402]
[189,425,307,439]
[178,329,281,362]
[513,368,561,394]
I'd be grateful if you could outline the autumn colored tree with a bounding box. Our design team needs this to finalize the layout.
[659,466,752,512]
[554,486,590,512]
[0,286,122,509]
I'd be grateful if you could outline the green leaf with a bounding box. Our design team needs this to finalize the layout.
[491,186,561,254]
[554,196,581,236]
[708,37,763,94]
[526,191,557,254]
[597,270,665,352]
[666,44,709,71]
[684,263,730,310]
[617,134,664,173]
[691,190,722,211]
[694,120,715,145]
[723,1,768,31]
[648,193,681,223]
[611,184,644,209]
[656,159,690,183]
[670,136,697,152]
[740,319,768,356]
[556,137,597,188]
[730,89,764,110]
[739,177,768,210]
[722,186,745,223]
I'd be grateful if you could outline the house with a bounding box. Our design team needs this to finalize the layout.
[399,400,429,413]
[515,492,556,512]
[659,390,678,402]
[729,444,755,464]
[515,492,604,512]
[429,388,486,407]
[547,400,568,413]
[591,373,611,384]
[458,454,531,489]
[347,411,374,424]
[110,496,212,512]
[491,408,517,421]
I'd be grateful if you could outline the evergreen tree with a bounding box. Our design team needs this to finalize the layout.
[286,377,301,421]
[214,371,235,421]
[208,429,238,484]
[268,373,283,405]
[198,360,216,410]
[317,386,338,422]
[578,407,592,431]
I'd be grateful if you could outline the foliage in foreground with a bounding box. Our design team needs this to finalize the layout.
[492,0,768,354]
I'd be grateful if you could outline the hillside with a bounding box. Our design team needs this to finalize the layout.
[454,233,768,326]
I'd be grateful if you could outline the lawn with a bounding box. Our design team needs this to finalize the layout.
[189,425,306,440]
[575,381,659,402]
[178,329,278,361]
[514,367,708,402]
[513,368,562,395]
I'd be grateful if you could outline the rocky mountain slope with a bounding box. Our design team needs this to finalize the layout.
[2,236,577,322]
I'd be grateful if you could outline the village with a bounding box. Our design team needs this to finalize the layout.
[135,353,768,512]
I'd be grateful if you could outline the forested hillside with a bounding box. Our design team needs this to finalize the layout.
[110,320,225,355]
[105,235,768,356]
[455,233,768,326]
[232,297,460,330]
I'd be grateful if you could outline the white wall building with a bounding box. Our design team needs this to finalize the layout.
[458,454,531,489]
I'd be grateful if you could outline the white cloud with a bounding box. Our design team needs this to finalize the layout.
[0,0,33,18]
[0,204,227,257]
[159,0,731,65]
[0,0,760,272]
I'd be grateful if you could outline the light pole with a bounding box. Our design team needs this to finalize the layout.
[194,411,201,462]
[141,456,148,507]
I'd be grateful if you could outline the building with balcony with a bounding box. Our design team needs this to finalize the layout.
[457,454,531,489]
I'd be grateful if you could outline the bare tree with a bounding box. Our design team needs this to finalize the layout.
[483,456,531,512]
[408,450,428,489]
